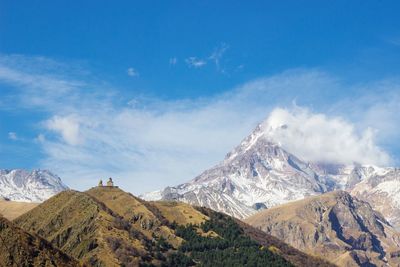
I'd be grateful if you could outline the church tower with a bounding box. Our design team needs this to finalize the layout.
[106,177,114,187]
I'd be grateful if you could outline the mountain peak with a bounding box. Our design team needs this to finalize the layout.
[224,122,290,163]
[142,123,335,218]
[0,169,68,202]
[142,118,400,221]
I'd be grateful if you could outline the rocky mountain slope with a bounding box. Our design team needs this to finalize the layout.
[0,215,79,267]
[15,186,333,267]
[348,167,400,229]
[246,191,400,267]
[0,169,68,202]
[142,123,400,225]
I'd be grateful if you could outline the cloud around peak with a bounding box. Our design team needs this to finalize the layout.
[263,107,391,166]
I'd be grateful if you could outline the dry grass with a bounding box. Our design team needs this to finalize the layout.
[15,190,149,267]
[0,200,38,220]
[0,215,79,266]
[152,201,209,225]
[86,187,184,248]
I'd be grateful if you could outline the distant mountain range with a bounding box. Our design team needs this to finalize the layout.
[142,122,400,229]
[0,169,68,202]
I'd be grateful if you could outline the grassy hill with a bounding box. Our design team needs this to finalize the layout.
[0,215,79,267]
[15,186,335,266]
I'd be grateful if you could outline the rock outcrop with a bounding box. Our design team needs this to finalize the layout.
[246,191,400,267]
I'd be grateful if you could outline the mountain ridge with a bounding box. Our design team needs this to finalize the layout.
[141,122,400,227]
[0,169,68,202]
[245,190,400,267]
[14,186,334,267]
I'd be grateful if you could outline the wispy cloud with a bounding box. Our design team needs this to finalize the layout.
[386,36,400,46]
[8,132,18,141]
[209,43,229,73]
[0,55,399,194]
[185,43,230,72]
[169,57,178,65]
[127,67,139,77]
[185,57,207,68]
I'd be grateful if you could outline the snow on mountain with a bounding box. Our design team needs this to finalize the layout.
[0,169,68,202]
[349,167,400,228]
[142,124,338,218]
[141,123,400,224]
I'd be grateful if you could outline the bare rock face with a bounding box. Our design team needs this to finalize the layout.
[246,191,400,267]
[349,167,400,229]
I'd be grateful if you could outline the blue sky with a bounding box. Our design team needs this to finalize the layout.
[1,1,400,193]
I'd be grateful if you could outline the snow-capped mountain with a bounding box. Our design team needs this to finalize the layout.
[142,123,400,224]
[0,169,68,202]
[142,124,338,218]
[349,167,400,228]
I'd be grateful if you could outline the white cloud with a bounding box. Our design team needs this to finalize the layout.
[0,55,399,194]
[45,115,82,145]
[8,132,18,140]
[35,134,46,143]
[263,107,391,166]
[185,43,229,72]
[127,67,139,77]
[185,57,207,68]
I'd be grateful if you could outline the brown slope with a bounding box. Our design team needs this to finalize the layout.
[87,186,333,266]
[246,190,400,267]
[0,199,38,220]
[0,215,79,267]
[85,187,186,248]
